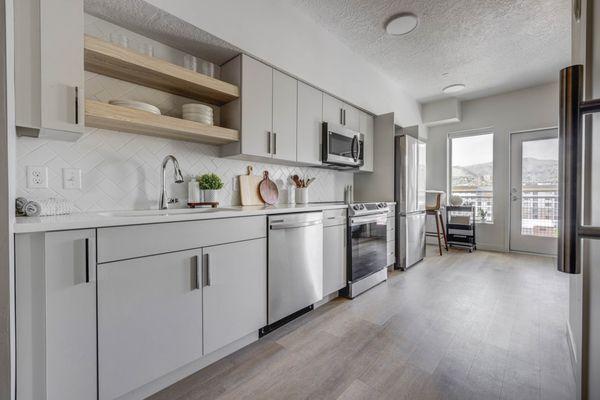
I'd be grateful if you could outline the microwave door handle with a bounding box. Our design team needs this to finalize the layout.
[558,65,600,275]
[350,136,357,161]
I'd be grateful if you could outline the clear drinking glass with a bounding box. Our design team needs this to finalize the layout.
[109,32,129,48]
[199,61,216,77]
[138,43,154,57]
[183,54,197,71]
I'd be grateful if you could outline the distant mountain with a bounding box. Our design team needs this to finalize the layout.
[452,158,557,186]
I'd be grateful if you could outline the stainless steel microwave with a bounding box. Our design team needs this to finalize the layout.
[321,122,364,169]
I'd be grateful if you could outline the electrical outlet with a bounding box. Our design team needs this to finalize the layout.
[232,176,239,191]
[62,168,82,189]
[27,166,48,188]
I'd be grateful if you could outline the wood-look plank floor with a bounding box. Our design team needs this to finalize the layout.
[150,248,575,400]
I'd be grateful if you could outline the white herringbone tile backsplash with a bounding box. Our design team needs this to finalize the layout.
[15,15,353,213]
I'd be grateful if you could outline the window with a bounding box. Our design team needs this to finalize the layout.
[449,133,494,223]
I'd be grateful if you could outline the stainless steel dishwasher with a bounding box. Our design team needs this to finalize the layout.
[267,212,323,325]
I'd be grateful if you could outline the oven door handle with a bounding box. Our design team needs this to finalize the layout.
[351,215,387,226]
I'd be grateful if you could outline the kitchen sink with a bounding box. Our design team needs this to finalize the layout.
[99,208,240,217]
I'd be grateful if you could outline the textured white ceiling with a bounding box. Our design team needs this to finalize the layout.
[84,0,240,64]
[289,0,570,102]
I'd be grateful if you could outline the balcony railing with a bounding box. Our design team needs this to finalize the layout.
[451,189,558,237]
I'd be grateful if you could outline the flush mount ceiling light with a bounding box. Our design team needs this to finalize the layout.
[385,13,419,36]
[442,84,466,94]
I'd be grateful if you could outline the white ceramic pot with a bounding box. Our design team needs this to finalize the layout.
[296,188,308,204]
[203,189,218,203]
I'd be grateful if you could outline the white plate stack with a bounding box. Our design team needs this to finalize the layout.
[108,100,161,115]
[182,103,213,125]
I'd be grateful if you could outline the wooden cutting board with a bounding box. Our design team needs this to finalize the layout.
[239,166,264,206]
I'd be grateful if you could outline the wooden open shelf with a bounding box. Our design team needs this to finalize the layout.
[85,100,239,145]
[84,35,239,105]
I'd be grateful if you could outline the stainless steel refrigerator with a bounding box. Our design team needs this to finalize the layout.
[395,134,426,270]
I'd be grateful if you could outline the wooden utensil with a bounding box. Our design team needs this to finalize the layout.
[239,166,264,206]
[259,171,279,205]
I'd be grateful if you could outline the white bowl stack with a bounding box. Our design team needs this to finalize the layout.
[109,100,161,115]
[182,103,213,125]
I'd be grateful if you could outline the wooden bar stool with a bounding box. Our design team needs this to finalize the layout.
[425,191,448,256]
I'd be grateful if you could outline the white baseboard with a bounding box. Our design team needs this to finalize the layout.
[117,332,259,400]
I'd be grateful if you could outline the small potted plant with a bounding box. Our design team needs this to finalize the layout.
[197,173,223,203]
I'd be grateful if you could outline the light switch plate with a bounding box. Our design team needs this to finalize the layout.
[232,177,239,191]
[62,168,82,189]
[27,166,48,188]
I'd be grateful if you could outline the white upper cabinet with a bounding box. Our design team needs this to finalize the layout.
[15,0,84,140]
[297,82,323,165]
[359,111,374,172]
[323,93,344,126]
[344,105,360,131]
[203,238,267,355]
[323,93,359,131]
[272,70,297,161]
[16,230,97,400]
[240,56,273,158]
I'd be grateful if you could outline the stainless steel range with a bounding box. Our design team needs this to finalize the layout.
[342,202,390,298]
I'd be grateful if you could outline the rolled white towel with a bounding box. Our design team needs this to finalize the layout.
[23,201,41,217]
[15,197,28,215]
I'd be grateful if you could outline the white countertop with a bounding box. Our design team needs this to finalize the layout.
[14,203,349,234]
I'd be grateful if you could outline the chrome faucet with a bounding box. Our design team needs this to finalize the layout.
[159,155,184,210]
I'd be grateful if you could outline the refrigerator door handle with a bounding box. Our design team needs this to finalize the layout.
[558,65,600,274]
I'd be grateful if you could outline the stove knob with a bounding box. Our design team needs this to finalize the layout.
[353,205,360,210]
[360,204,365,209]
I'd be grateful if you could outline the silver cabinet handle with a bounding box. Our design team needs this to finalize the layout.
[343,109,346,125]
[84,238,90,283]
[75,86,80,125]
[273,132,277,155]
[340,108,344,125]
[267,131,272,154]
[205,253,212,287]
[193,255,200,290]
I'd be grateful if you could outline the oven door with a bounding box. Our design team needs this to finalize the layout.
[322,122,364,167]
[349,214,388,282]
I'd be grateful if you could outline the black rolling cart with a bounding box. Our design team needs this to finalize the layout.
[446,205,476,252]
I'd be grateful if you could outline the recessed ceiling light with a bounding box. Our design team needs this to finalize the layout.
[442,84,466,94]
[385,13,419,36]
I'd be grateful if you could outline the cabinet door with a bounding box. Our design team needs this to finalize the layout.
[98,249,203,400]
[323,225,347,296]
[343,104,360,131]
[41,0,84,134]
[323,93,344,125]
[272,70,297,161]
[297,82,323,165]
[359,112,374,172]
[203,239,267,354]
[241,56,273,158]
[45,229,96,400]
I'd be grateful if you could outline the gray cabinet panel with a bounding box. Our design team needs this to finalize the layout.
[97,216,266,263]
[272,70,297,161]
[297,82,322,165]
[98,249,204,400]
[16,229,96,400]
[323,93,344,125]
[323,224,347,296]
[15,0,84,139]
[203,239,267,354]
[241,56,273,158]
[344,105,360,131]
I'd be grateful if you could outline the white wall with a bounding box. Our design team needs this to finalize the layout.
[143,0,422,127]
[427,82,559,251]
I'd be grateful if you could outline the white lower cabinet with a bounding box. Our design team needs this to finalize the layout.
[98,249,204,400]
[203,238,267,354]
[16,229,97,400]
[323,220,347,296]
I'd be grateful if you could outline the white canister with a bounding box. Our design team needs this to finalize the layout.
[296,188,308,204]
[188,181,200,203]
[204,189,218,203]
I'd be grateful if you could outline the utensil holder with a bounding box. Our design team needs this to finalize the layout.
[296,188,308,204]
